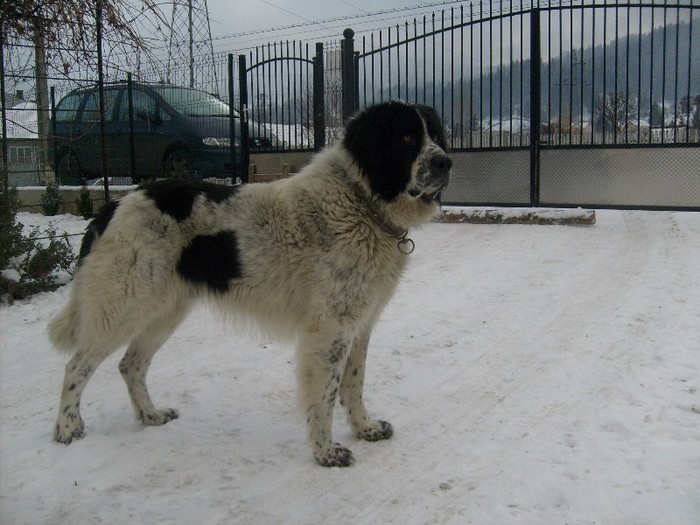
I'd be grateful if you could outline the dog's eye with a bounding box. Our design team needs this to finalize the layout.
[402,134,415,144]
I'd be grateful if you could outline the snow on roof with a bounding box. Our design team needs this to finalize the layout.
[485,117,530,133]
[5,102,38,139]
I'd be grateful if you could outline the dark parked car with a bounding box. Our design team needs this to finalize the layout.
[50,82,277,184]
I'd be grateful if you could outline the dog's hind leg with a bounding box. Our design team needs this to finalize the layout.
[340,328,393,442]
[118,303,190,426]
[54,346,113,444]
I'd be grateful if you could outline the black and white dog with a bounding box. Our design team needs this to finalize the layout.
[49,101,452,467]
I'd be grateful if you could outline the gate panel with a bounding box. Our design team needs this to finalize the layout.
[238,42,324,181]
[540,147,700,208]
[342,2,699,210]
[442,150,530,206]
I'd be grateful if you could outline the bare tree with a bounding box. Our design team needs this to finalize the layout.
[324,77,343,145]
[2,0,167,174]
[2,0,166,70]
[593,92,637,133]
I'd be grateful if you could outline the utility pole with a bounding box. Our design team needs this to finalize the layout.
[96,0,109,201]
[167,0,218,94]
[32,18,51,181]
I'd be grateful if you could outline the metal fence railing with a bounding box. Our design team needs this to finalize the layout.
[346,1,700,150]
[2,1,699,209]
[338,1,699,209]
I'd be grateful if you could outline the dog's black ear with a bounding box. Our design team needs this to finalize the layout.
[413,105,449,152]
[342,101,425,201]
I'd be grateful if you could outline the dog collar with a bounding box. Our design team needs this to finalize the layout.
[395,231,416,255]
[347,180,415,255]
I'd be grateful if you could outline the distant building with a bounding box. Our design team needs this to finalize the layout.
[485,117,530,134]
[5,101,38,139]
[3,101,43,185]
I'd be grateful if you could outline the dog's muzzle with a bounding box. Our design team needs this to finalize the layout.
[429,151,452,187]
[408,151,452,202]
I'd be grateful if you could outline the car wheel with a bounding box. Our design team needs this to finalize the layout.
[164,150,196,180]
[56,152,84,186]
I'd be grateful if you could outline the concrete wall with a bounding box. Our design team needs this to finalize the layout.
[249,151,314,176]
[16,186,135,215]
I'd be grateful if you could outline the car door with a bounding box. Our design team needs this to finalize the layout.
[114,87,171,179]
[52,91,83,155]
[73,88,120,177]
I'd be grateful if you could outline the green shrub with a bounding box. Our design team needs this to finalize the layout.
[76,185,94,219]
[40,181,62,216]
[1,188,76,303]
[0,189,30,271]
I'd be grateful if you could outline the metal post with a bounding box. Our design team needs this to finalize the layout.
[96,0,109,201]
[354,50,360,114]
[228,54,237,183]
[529,7,541,207]
[127,73,136,182]
[341,28,358,122]
[188,0,194,88]
[33,21,50,181]
[50,87,58,181]
[238,54,249,183]
[0,24,8,203]
[313,42,325,151]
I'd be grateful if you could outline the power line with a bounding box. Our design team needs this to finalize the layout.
[210,0,467,43]
[255,0,317,23]
[216,11,455,53]
[339,1,370,14]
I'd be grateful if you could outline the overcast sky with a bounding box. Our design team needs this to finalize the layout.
[204,0,469,52]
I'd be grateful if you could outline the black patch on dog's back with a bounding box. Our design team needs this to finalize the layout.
[343,101,425,201]
[176,230,242,293]
[143,180,239,222]
[78,199,119,262]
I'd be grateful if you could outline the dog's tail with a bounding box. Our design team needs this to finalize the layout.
[48,298,80,353]
[49,199,121,353]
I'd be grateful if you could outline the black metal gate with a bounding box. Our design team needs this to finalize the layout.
[338,2,700,210]
[238,42,325,181]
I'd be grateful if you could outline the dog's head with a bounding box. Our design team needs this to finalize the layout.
[342,101,452,212]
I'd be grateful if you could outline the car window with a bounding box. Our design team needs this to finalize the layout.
[151,86,234,117]
[117,89,162,122]
[79,89,119,123]
[55,93,83,122]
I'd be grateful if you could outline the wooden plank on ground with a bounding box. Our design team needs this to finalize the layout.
[436,207,596,225]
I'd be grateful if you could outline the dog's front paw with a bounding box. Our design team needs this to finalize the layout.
[356,420,393,442]
[139,408,179,426]
[54,418,85,444]
[314,443,355,467]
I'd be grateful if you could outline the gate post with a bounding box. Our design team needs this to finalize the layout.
[529,8,542,206]
[227,54,237,183]
[341,28,358,122]
[126,72,136,182]
[313,42,326,151]
[238,54,250,183]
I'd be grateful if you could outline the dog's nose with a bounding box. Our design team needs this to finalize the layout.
[431,152,452,174]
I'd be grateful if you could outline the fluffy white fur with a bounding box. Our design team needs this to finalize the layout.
[49,102,451,467]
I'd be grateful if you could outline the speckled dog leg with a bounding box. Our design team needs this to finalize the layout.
[340,330,393,442]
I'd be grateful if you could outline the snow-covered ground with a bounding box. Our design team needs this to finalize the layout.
[1,209,699,524]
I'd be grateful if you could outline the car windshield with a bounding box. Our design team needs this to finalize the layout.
[152,86,236,117]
